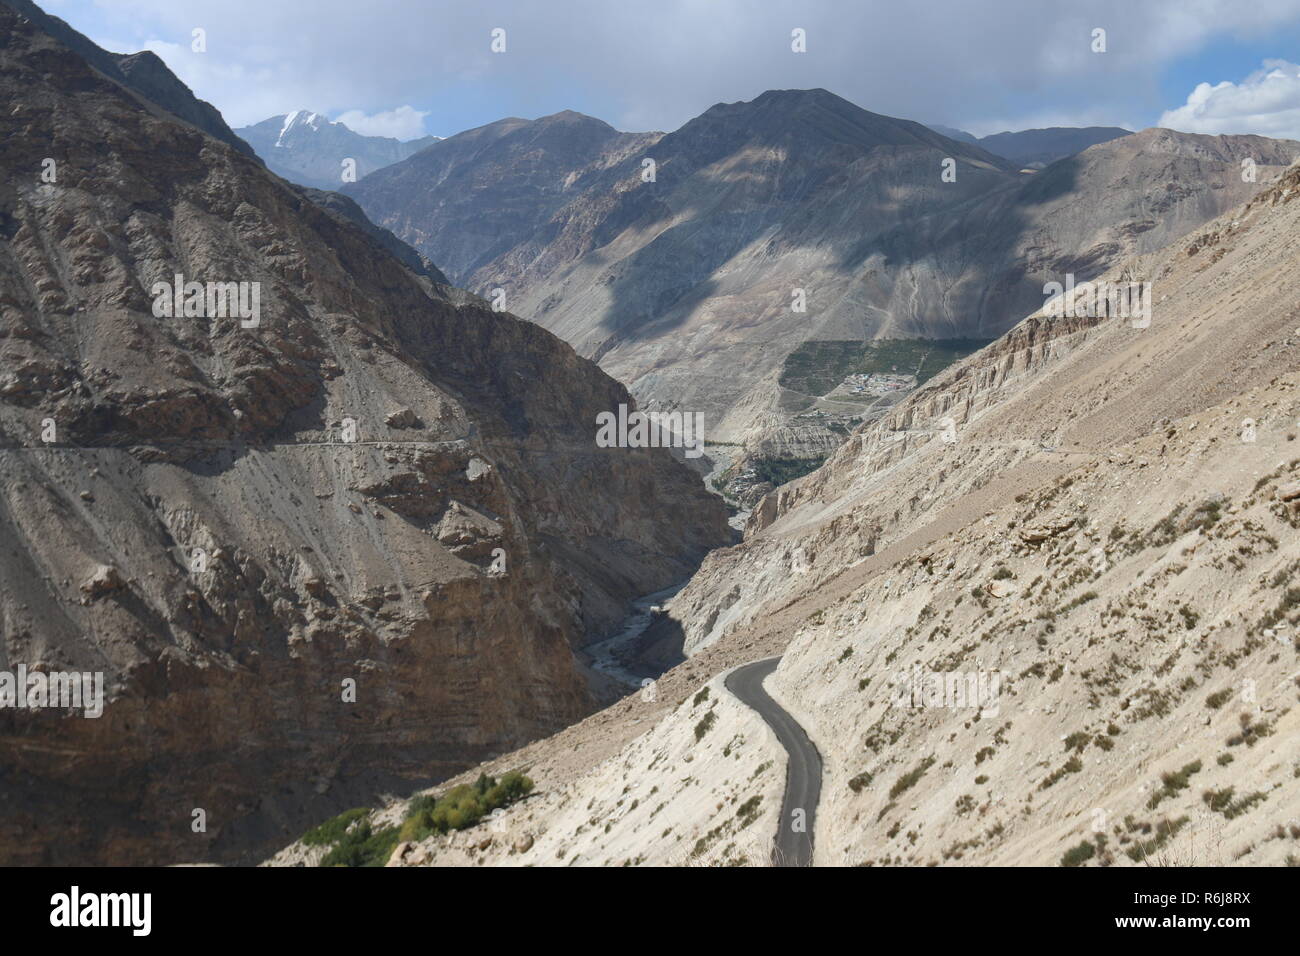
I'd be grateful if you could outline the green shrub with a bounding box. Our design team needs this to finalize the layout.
[735,795,762,826]
[694,710,717,741]
[1125,816,1189,862]
[1063,732,1091,752]
[319,821,401,868]
[318,771,536,864]
[890,756,935,799]
[1146,760,1202,809]
[301,807,370,847]
[1061,840,1096,867]
[1039,755,1083,790]
[1203,787,1267,819]
[1205,689,1232,709]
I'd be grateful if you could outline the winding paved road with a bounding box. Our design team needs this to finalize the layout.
[725,657,822,867]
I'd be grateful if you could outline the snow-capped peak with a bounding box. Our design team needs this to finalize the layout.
[275,110,327,147]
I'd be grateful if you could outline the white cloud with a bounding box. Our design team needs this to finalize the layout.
[133,38,288,126]
[59,0,1300,136]
[334,105,430,139]
[1160,60,1300,139]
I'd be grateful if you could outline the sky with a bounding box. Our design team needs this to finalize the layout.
[37,0,1300,141]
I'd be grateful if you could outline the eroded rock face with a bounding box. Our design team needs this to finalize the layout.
[673,156,1300,665]
[0,6,729,865]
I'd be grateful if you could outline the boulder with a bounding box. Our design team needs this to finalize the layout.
[406,845,430,866]
[1018,515,1075,544]
[80,564,125,598]
[385,841,411,867]
[385,408,421,428]
[986,580,1014,599]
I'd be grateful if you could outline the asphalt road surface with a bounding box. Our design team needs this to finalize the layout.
[725,657,823,866]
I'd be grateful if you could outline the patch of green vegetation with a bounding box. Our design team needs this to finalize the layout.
[890,756,936,799]
[751,455,826,487]
[1060,840,1096,867]
[1145,505,1186,549]
[693,687,711,707]
[1203,787,1268,820]
[1060,591,1099,614]
[1039,755,1084,790]
[1146,760,1202,810]
[694,709,718,742]
[1184,498,1225,533]
[848,771,873,793]
[1205,689,1232,709]
[395,771,535,847]
[1063,732,1091,752]
[778,338,993,396]
[1124,816,1189,862]
[319,820,401,868]
[1259,586,1300,632]
[1226,713,1273,748]
[302,807,371,847]
[1127,497,1228,556]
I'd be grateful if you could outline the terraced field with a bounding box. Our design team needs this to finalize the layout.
[779,338,994,397]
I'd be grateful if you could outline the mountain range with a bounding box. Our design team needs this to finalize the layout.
[4,0,1300,871]
[344,90,1295,505]
[927,123,1132,167]
[236,111,441,190]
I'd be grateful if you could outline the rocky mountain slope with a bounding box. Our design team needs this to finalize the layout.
[925,124,979,145]
[297,187,450,285]
[346,89,1294,479]
[307,151,1300,868]
[0,3,729,865]
[663,153,1300,865]
[237,111,440,190]
[925,124,1132,167]
[0,0,255,159]
[346,110,661,285]
[977,126,1132,167]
